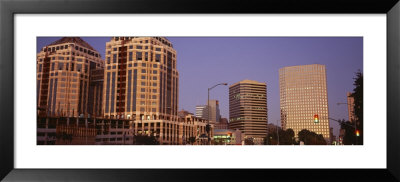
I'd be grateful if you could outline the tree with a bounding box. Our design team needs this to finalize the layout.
[352,71,363,145]
[245,137,254,145]
[188,137,196,145]
[340,120,356,145]
[298,129,327,145]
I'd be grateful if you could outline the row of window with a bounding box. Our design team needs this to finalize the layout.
[43,44,99,57]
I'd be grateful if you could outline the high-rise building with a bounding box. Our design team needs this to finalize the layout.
[36,37,104,118]
[208,100,221,124]
[196,105,209,120]
[347,92,356,123]
[102,37,179,121]
[229,80,268,143]
[279,64,330,140]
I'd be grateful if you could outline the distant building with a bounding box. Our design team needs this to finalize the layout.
[208,100,221,124]
[215,118,229,129]
[347,92,356,123]
[229,80,268,144]
[178,109,194,118]
[196,100,221,124]
[195,105,209,120]
[279,64,330,141]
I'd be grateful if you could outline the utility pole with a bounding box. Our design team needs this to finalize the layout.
[276,120,280,145]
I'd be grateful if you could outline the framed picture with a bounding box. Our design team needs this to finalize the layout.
[1,0,399,181]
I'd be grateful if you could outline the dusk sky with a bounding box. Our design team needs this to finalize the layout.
[37,37,363,137]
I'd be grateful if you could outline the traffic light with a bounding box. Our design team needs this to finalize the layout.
[356,130,360,137]
[314,114,319,123]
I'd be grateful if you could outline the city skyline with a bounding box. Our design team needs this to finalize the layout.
[37,37,363,138]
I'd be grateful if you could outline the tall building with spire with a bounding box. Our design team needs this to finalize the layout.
[36,37,104,117]
[279,64,330,140]
[229,80,268,144]
[102,37,179,121]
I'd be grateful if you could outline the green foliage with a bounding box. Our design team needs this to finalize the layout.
[265,128,296,145]
[352,71,363,145]
[245,137,254,145]
[298,129,327,145]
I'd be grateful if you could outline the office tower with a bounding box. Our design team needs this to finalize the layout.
[196,105,209,120]
[36,37,104,117]
[347,92,356,123]
[208,100,221,124]
[103,37,178,121]
[279,64,330,140]
[229,80,268,143]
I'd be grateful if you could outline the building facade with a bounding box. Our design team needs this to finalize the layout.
[279,64,330,140]
[208,100,221,124]
[347,92,356,123]
[102,37,178,121]
[195,105,209,120]
[229,80,268,142]
[36,37,104,118]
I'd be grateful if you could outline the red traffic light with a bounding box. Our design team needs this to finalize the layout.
[314,114,319,123]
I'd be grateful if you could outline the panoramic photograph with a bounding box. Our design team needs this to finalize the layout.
[36,37,363,145]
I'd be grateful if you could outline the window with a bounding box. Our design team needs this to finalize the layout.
[141,82,146,86]
[51,63,55,71]
[155,54,161,62]
[129,52,133,61]
[134,63,137,67]
[137,46,142,49]
[153,76,157,80]
[153,70,157,74]
[152,95,157,99]
[107,57,110,64]
[113,54,117,63]
[141,76,146,79]
[156,48,161,51]
[77,64,82,72]
[141,88,145,92]
[142,69,146,73]
[153,64,157,68]
[142,63,146,67]
[129,45,133,49]
[137,52,142,60]
[38,64,42,72]
[145,52,148,61]
[58,63,64,70]
[141,94,145,98]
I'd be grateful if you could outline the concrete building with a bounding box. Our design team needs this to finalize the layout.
[347,92,356,123]
[195,105,208,120]
[215,118,229,130]
[178,109,194,118]
[36,37,104,118]
[37,115,213,145]
[102,37,178,121]
[279,64,330,140]
[213,129,243,145]
[229,80,268,144]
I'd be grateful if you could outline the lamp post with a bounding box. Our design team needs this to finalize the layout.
[207,83,228,145]
[276,119,280,145]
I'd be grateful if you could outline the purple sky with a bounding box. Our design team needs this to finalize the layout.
[37,37,363,137]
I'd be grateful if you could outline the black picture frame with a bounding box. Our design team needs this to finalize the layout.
[1,0,400,181]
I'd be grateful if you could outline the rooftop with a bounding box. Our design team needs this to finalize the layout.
[48,37,95,51]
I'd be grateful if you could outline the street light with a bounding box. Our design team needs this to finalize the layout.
[207,82,228,145]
